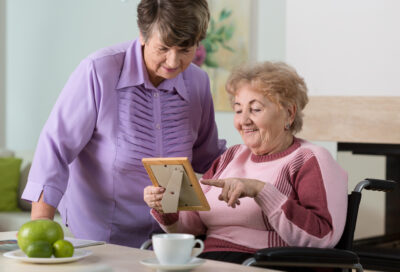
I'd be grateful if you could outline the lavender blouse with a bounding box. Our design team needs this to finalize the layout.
[22,39,226,247]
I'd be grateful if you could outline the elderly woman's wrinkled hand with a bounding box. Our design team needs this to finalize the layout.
[201,178,265,208]
[143,186,166,212]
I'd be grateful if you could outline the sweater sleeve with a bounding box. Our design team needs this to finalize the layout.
[255,155,345,248]
[150,209,207,236]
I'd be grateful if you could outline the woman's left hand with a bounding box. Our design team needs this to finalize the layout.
[201,178,265,208]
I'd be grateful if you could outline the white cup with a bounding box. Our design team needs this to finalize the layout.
[152,233,204,265]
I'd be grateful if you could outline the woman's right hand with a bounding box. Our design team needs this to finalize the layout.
[143,186,166,212]
[31,192,56,220]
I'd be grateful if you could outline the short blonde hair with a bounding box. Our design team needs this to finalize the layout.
[226,61,309,134]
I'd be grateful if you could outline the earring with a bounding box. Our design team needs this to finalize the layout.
[284,123,291,130]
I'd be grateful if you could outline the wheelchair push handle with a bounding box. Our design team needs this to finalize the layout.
[354,178,397,193]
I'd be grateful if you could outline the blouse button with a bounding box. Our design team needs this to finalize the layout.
[154,92,159,98]
[155,123,160,129]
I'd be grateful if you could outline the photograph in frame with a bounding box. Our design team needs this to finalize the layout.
[142,157,210,213]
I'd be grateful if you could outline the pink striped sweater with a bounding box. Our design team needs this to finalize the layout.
[151,138,348,253]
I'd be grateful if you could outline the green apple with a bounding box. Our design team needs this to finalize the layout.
[25,240,53,258]
[17,219,64,255]
[53,239,74,258]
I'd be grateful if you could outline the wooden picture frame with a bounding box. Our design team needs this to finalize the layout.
[142,157,210,213]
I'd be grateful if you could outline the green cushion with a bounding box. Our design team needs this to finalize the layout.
[0,157,22,211]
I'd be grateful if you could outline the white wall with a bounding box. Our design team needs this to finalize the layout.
[285,0,399,239]
[2,0,285,151]
[0,0,6,148]
[5,0,140,151]
[3,0,287,151]
[286,0,400,96]
[256,0,286,62]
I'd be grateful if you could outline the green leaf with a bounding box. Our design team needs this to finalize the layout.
[206,33,217,43]
[202,39,213,53]
[224,25,234,41]
[203,39,219,53]
[219,9,232,21]
[205,55,219,68]
[216,26,225,36]
[211,43,219,52]
[216,36,224,43]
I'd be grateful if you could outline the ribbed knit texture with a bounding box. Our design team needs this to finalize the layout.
[203,237,256,253]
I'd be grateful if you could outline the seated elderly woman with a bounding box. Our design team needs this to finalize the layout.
[143,61,348,264]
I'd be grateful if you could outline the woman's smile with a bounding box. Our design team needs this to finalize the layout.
[243,128,258,134]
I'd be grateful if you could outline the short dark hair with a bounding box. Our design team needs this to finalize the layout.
[137,0,210,47]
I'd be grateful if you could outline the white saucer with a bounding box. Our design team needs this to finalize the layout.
[3,249,92,264]
[140,257,205,271]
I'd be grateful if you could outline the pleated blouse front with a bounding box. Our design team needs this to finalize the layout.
[116,85,193,170]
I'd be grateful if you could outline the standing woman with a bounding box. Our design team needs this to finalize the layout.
[22,0,226,248]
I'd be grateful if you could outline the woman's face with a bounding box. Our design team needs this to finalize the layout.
[233,83,293,155]
[140,30,197,87]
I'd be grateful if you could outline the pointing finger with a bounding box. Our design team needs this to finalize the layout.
[201,179,225,188]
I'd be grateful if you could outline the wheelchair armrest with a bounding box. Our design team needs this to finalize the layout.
[355,178,396,193]
[254,247,359,265]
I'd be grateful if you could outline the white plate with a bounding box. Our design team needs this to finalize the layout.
[140,257,205,271]
[3,249,92,264]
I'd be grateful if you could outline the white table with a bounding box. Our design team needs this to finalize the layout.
[0,231,274,272]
